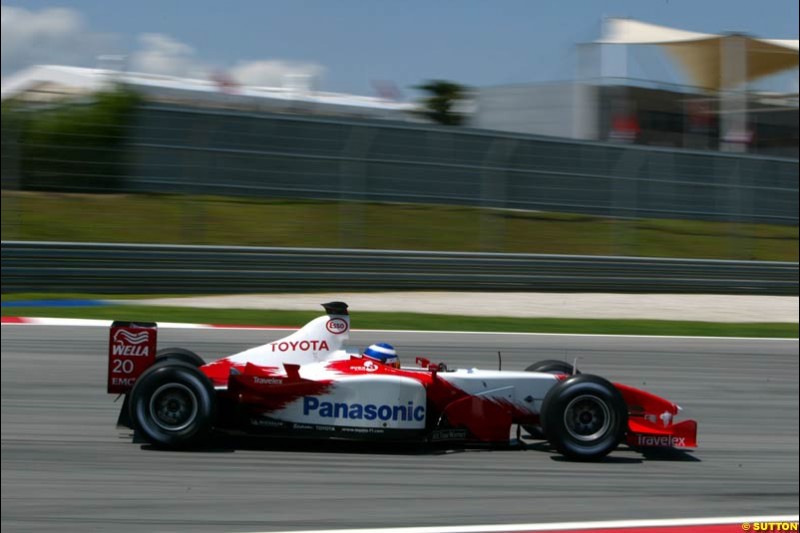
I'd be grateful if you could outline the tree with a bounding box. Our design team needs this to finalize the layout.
[415,80,469,126]
[6,87,140,192]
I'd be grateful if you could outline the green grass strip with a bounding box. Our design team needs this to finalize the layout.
[2,304,796,338]
[3,192,797,261]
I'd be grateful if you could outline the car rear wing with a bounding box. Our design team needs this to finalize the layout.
[107,321,158,394]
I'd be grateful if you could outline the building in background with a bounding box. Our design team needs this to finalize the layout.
[2,19,797,158]
[0,64,417,121]
[472,18,799,158]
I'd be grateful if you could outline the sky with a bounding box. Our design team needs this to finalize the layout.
[2,0,798,97]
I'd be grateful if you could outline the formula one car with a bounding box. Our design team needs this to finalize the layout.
[108,302,697,460]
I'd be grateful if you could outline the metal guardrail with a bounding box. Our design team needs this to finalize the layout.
[2,241,797,295]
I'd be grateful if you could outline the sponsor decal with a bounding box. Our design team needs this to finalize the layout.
[253,376,284,385]
[114,330,149,344]
[636,434,686,447]
[107,323,156,394]
[350,359,379,373]
[110,377,137,387]
[326,318,348,334]
[340,426,385,434]
[269,339,330,352]
[431,428,469,441]
[111,329,151,356]
[303,397,425,422]
[250,418,285,428]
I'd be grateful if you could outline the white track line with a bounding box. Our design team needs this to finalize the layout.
[1,317,797,341]
[353,328,799,341]
[240,514,799,533]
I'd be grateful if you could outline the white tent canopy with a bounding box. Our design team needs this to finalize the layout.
[596,18,799,91]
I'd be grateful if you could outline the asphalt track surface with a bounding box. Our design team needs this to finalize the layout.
[2,326,798,532]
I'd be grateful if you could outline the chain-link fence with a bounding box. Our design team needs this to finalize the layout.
[124,104,798,222]
[2,93,797,257]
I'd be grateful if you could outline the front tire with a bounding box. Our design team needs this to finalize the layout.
[129,362,216,449]
[541,374,627,461]
[524,359,578,375]
[522,359,579,439]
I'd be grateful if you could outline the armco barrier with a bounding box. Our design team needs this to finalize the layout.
[2,241,796,295]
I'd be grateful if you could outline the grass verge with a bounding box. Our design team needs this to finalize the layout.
[2,304,797,338]
[2,192,797,260]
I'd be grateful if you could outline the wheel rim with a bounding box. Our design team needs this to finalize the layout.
[563,394,612,442]
[149,383,198,432]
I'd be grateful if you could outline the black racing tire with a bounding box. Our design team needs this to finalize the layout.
[156,347,205,367]
[525,359,579,375]
[129,361,216,449]
[541,374,627,461]
[522,360,579,439]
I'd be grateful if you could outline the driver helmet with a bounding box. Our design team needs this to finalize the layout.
[363,343,400,368]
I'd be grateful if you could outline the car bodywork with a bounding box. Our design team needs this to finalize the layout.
[109,302,697,458]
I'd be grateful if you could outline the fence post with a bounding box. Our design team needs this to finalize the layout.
[610,145,644,255]
[338,125,374,248]
[181,114,213,244]
[479,138,517,252]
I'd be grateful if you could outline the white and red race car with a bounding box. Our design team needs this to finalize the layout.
[108,302,697,460]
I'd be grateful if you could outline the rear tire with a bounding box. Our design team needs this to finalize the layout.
[541,374,627,461]
[129,362,216,449]
[522,360,579,439]
[156,347,205,367]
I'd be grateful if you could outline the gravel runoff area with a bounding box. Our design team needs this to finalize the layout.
[119,292,799,323]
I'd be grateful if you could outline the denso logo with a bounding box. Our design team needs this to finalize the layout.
[637,435,686,447]
[303,397,425,422]
[112,330,151,356]
[326,318,348,334]
[270,340,330,352]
